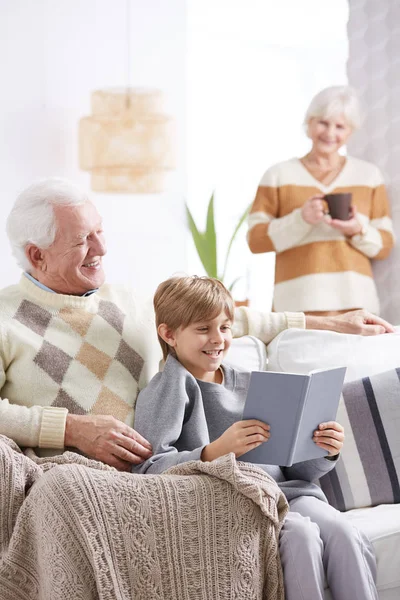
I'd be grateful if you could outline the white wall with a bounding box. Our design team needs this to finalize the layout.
[0,0,187,298]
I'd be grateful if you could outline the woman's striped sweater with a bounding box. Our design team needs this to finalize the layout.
[247,156,394,313]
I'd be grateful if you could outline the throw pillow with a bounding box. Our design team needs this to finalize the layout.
[320,368,400,511]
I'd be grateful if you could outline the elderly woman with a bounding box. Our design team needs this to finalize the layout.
[248,85,394,315]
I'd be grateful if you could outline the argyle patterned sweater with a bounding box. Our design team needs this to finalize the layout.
[248,156,394,313]
[0,276,161,452]
[0,276,305,454]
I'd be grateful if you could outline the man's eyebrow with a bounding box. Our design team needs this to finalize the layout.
[76,222,103,239]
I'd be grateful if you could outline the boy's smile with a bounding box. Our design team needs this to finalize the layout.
[203,349,224,357]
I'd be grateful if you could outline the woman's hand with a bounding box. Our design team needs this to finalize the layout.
[201,419,270,462]
[301,195,326,225]
[313,421,344,456]
[326,206,363,237]
[65,414,153,471]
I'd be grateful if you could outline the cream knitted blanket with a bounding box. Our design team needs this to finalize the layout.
[0,435,288,600]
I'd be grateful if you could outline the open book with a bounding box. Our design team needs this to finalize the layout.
[240,366,346,467]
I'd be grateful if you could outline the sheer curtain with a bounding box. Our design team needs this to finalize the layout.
[186,0,348,310]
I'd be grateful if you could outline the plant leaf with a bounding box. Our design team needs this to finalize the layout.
[221,203,251,282]
[186,203,217,277]
[205,193,218,278]
[228,275,244,293]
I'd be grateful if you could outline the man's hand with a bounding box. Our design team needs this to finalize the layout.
[201,419,269,462]
[313,421,344,456]
[306,309,394,336]
[65,414,153,471]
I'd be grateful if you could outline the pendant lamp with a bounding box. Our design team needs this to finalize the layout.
[78,1,175,193]
[79,87,175,193]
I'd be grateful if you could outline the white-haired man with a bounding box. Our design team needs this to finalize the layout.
[0,178,393,470]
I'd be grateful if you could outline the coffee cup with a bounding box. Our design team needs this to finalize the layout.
[324,193,352,221]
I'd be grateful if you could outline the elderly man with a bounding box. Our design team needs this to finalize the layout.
[0,178,393,471]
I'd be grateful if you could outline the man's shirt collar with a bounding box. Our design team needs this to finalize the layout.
[24,272,98,297]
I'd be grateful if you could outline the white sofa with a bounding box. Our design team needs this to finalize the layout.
[228,330,400,600]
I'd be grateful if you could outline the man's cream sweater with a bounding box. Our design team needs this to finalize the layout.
[0,275,304,452]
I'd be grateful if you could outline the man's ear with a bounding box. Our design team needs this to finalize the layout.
[25,244,45,270]
[158,323,177,348]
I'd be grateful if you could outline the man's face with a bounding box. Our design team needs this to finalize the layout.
[32,202,107,295]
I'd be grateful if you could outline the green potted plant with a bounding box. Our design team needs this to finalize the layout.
[185,193,251,300]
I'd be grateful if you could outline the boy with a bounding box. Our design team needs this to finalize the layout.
[133,276,378,600]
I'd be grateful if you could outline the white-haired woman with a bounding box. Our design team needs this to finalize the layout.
[247,85,394,315]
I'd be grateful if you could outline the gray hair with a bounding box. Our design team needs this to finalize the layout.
[6,178,89,271]
[304,85,362,130]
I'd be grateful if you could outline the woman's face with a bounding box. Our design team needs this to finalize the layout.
[307,115,352,156]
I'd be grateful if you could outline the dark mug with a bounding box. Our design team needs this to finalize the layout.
[324,193,352,221]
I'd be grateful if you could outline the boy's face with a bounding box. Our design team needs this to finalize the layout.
[170,311,233,382]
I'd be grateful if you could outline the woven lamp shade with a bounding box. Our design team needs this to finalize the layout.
[79,88,175,193]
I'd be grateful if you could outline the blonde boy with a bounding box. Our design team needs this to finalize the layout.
[133,276,378,600]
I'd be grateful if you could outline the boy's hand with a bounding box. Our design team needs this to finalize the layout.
[313,421,344,456]
[201,420,270,462]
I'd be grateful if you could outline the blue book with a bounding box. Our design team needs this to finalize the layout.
[241,366,346,467]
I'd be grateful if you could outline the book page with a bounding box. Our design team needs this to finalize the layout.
[241,371,310,466]
[292,366,346,464]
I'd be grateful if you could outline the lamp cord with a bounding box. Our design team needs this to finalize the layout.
[126,0,131,110]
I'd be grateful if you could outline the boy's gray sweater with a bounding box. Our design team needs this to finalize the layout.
[133,355,337,502]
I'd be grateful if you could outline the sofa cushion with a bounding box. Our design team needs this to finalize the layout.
[320,369,400,511]
[227,335,267,372]
[266,327,400,382]
[343,504,400,595]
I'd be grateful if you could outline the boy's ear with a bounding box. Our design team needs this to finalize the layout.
[158,323,177,348]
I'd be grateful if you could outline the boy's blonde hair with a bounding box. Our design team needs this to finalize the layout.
[154,276,235,360]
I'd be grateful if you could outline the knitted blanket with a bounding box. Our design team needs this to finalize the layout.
[0,436,288,600]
